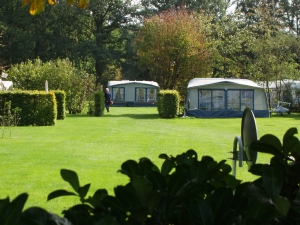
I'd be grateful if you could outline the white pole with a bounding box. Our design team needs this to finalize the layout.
[45,80,48,92]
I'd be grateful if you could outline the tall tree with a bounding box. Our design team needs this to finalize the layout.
[87,0,140,86]
[134,9,212,97]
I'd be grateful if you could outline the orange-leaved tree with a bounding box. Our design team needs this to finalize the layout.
[134,9,212,97]
[22,0,90,15]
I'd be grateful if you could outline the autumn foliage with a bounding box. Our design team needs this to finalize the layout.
[134,9,212,97]
[22,0,90,16]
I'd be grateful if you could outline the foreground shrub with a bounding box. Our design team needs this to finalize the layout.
[1,128,300,224]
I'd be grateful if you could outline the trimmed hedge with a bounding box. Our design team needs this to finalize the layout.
[54,91,66,120]
[0,91,57,126]
[157,90,180,118]
[94,91,105,117]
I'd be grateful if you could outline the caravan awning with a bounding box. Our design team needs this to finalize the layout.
[188,78,263,89]
[108,80,159,88]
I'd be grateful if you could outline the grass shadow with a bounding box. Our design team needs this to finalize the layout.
[104,113,160,119]
[270,113,300,120]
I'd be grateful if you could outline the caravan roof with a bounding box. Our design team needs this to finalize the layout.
[108,80,159,87]
[188,78,263,89]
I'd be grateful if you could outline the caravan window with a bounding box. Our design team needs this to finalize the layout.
[227,90,240,111]
[135,88,157,102]
[199,89,254,111]
[112,87,125,102]
[241,90,254,110]
[212,90,225,110]
[199,90,212,110]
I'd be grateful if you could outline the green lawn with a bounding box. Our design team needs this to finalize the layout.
[1,107,300,215]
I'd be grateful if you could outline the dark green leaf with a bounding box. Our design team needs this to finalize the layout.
[78,183,91,200]
[47,189,77,201]
[168,169,188,197]
[0,193,28,225]
[101,196,127,216]
[147,171,167,191]
[60,169,80,192]
[188,199,214,225]
[190,161,207,183]
[248,164,264,176]
[246,199,279,219]
[250,141,283,158]
[158,153,169,159]
[139,157,159,175]
[260,134,282,152]
[120,160,140,176]
[262,167,283,201]
[211,187,233,214]
[145,190,161,214]
[161,159,175,176]
[131,176,153,205]
[95,215,120,225]
[274,195,290,216]
[114,185,141,209]
[283,136,299,157]
[290,142,300,159]
[130,207,148,223]
[270,156,287,171]
[283,127,298,142]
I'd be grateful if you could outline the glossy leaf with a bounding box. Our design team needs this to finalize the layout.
[262,167,283,201]
[114,185,141,209]
[250,141,283,158]
[139,157,159,175]
[168,169,188,197]
[47,189,77,201]
[283,127,298,142]
[159,153,169,159]
[248,163,264,176]
[145,191,161,214]
[131,176,153,205]
[246,200,279,220]
[120,160,140,176]
[274,196,290,216]
[283,136,299,157]
[188,199,214,225]
[101,196,127,216]
[211,187,234,225]
[61,169,80,192]
[161,159,175,176]
[0,193,28,225]
[147,171,167,191]
[78,183,91,200]
[95,216,120,225]
[260,134,282,153]
[190,161,207,183]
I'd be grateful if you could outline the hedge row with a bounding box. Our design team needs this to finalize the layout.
[0,90,66,126]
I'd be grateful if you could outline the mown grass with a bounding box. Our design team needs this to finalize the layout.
[1,107,300,215]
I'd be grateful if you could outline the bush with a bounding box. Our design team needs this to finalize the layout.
[94,91,104,117]
[157,90,180,118]
[54,91,66,120]
[8,58,96,114]
[2,128,300,224]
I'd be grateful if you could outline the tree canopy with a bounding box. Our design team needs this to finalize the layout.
[134,9,212,96]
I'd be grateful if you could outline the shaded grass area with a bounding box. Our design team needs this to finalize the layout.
[1,107,300,215]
